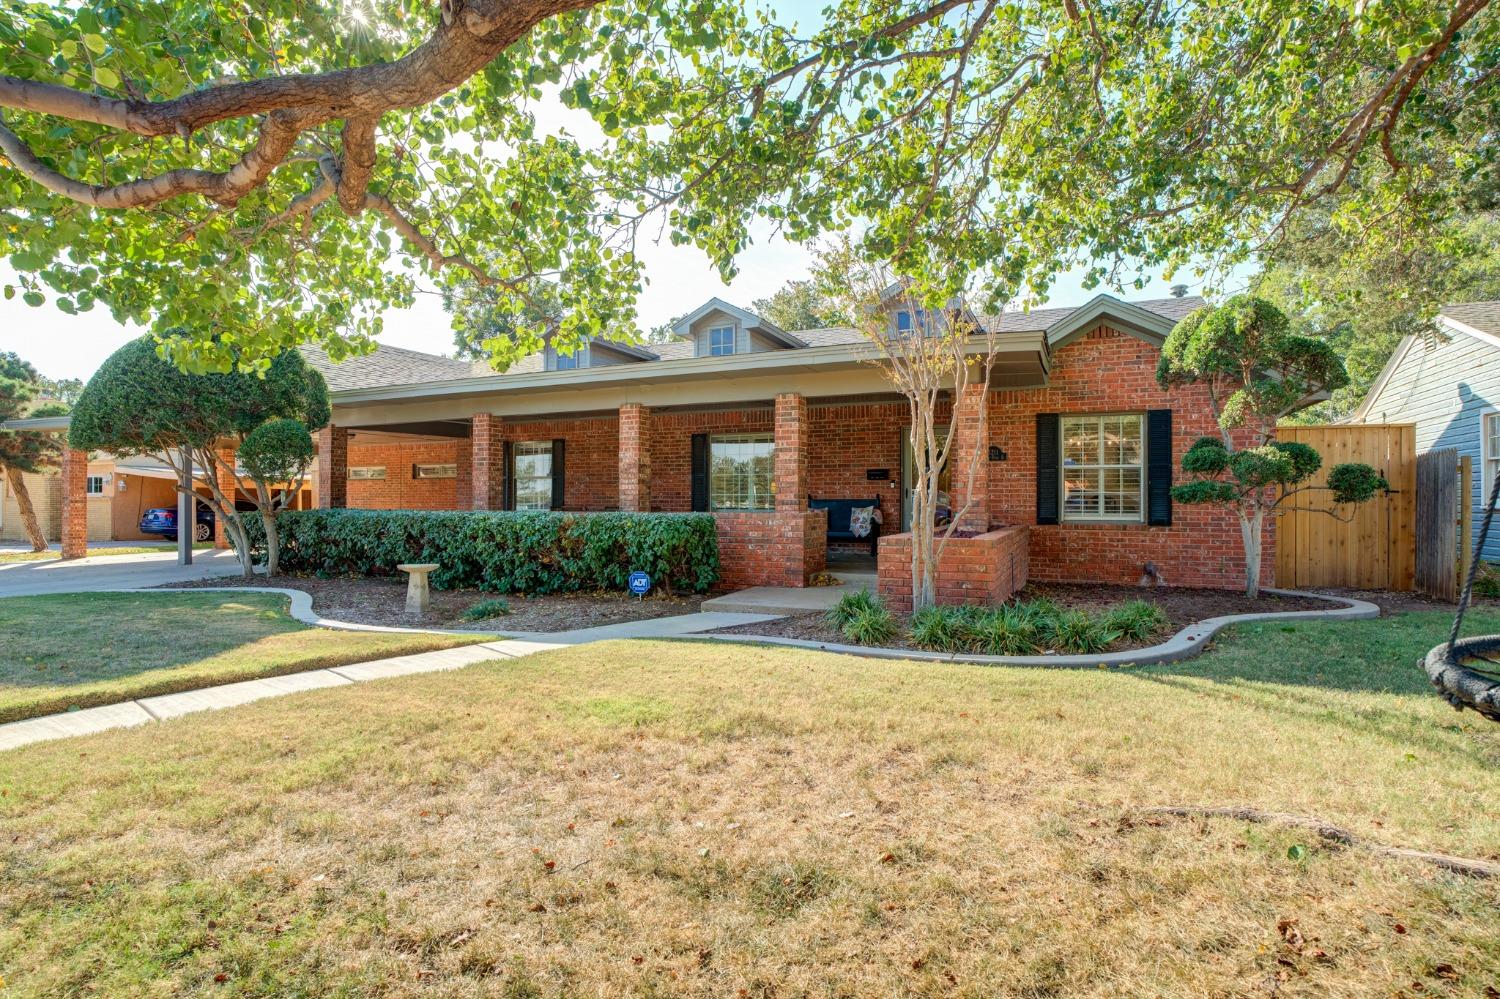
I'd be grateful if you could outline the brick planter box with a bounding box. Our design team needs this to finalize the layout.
[714,510,828,590]
[877,526,1029,613]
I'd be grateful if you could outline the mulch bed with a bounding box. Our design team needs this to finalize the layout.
[710,582,1340,654]
[162,575,703,633]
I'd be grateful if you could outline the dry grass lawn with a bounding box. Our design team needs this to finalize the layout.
[1,611,1498,996]
[0,592,484,722]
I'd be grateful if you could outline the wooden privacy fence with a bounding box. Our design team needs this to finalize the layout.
[1413,449,1474,601]
[1274,424,1416,592]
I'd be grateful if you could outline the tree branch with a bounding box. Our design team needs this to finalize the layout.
[337,116,379,213]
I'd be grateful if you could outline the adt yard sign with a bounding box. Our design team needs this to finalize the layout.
[628,571,652,597]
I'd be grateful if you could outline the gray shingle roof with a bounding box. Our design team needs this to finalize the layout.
[1443,301,1500,337]
[314,294,1208,392]
[301,344,475,392]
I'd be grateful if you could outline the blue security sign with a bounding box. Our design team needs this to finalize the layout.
[628,571,652,596]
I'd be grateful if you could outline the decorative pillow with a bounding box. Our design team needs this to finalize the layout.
[849,505,874,538]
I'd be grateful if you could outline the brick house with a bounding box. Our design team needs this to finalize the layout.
[281,291,1269,602]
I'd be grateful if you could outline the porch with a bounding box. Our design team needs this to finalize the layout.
[312,384,1009,593]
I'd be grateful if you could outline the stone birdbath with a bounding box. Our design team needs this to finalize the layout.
[397,563,441,616]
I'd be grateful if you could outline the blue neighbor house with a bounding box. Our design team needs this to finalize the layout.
[1354,302,1500,559]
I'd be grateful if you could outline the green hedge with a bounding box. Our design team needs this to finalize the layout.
[246,510,720,594]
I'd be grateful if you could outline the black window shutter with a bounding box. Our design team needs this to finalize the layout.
[550,438,566,510]
[1036,413,1060,525]
[501,440,514,511]
[1146,409,1173,526]
[690,433,710,512]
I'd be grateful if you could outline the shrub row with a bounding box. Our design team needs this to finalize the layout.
[246,509,720,594]
[828,591,1169,655]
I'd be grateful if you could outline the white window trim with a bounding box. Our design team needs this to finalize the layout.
[1482,407,1500,509]
[512,440,554,511]
[707,325,737,356]
[708,432,775,511]
[553,344,589,370]
[1060,412,1146,524]
[85,474,106,496]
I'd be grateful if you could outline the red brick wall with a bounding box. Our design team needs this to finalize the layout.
[650,408,774,512]
[806,401,905,532]
[59,447,87,559]
[714,510,827,589]
[878,526,1030,613]
[985,326,1271,589]
[346,441,464,510]
[496,414,619,511]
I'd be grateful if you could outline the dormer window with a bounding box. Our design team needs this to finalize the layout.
[708,326,736,356]
[896,310,913,334]
[553,344,589,370]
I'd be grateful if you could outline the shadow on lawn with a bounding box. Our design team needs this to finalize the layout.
[1130,608,1500,761]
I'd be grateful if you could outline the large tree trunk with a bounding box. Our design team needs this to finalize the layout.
[5,465,48,552]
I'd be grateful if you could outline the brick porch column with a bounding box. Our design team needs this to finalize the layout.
[471,413,503,510]
[949,383,990,533]
[618,403,651,512]
[213,449,237,549]
[59,446,87,559]
[315,426,348,509]
[455,437,473,510]
[774,393,808,511]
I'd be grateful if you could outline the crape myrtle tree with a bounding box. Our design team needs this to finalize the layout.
[1158,297,1388,599]
[816,239,998,613]
[237,418,317,576]
[68,337,329,575]
[0,1,1495,373]
[0,352,66,551]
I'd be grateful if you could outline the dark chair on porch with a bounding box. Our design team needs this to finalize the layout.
[809,495,882,558]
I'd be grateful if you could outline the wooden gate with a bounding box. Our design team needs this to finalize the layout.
[1414,448,1467,600]
[1274,424,1416,591]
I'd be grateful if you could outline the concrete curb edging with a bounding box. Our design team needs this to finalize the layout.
[698,588,1381,667]
[112,586,495,636]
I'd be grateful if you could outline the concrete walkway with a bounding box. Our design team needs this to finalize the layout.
[0,638,546,752]
[0,587,780,752]
[702,572,878,615]
[0,548,243,596]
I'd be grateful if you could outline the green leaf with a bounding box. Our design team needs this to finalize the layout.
[82,33,106,55]
[93,66,119,88]
[1286,844,1307,862]
[22,291,45,307]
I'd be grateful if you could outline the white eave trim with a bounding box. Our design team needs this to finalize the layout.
[1045,294,1180,348]
[1351,333,1417,423]
[329,333,1045,405]
[1437,314,1500,351]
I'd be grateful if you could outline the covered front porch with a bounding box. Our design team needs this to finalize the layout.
[315,380,1023,597]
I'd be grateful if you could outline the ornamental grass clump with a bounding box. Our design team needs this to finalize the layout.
[826,588,881,630]
[462,598,512,621]
[1049,609,1119,654]
[841,604,900,646]
[1102,600,1169,642]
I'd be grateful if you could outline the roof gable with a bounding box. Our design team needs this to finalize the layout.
[1044,293,1192,348]
[1354,302,1500,421]
[670,297,806,348]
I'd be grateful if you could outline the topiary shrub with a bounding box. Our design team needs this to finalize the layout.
[244,510,719,594]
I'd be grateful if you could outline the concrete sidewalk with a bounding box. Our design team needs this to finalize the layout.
[0,549,243,596]
[0,596,782,752]
[0,638,549,752]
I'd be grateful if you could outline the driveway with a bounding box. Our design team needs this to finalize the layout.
[0,549,244,597]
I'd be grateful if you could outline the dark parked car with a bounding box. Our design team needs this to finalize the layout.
[139,503,215,542]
